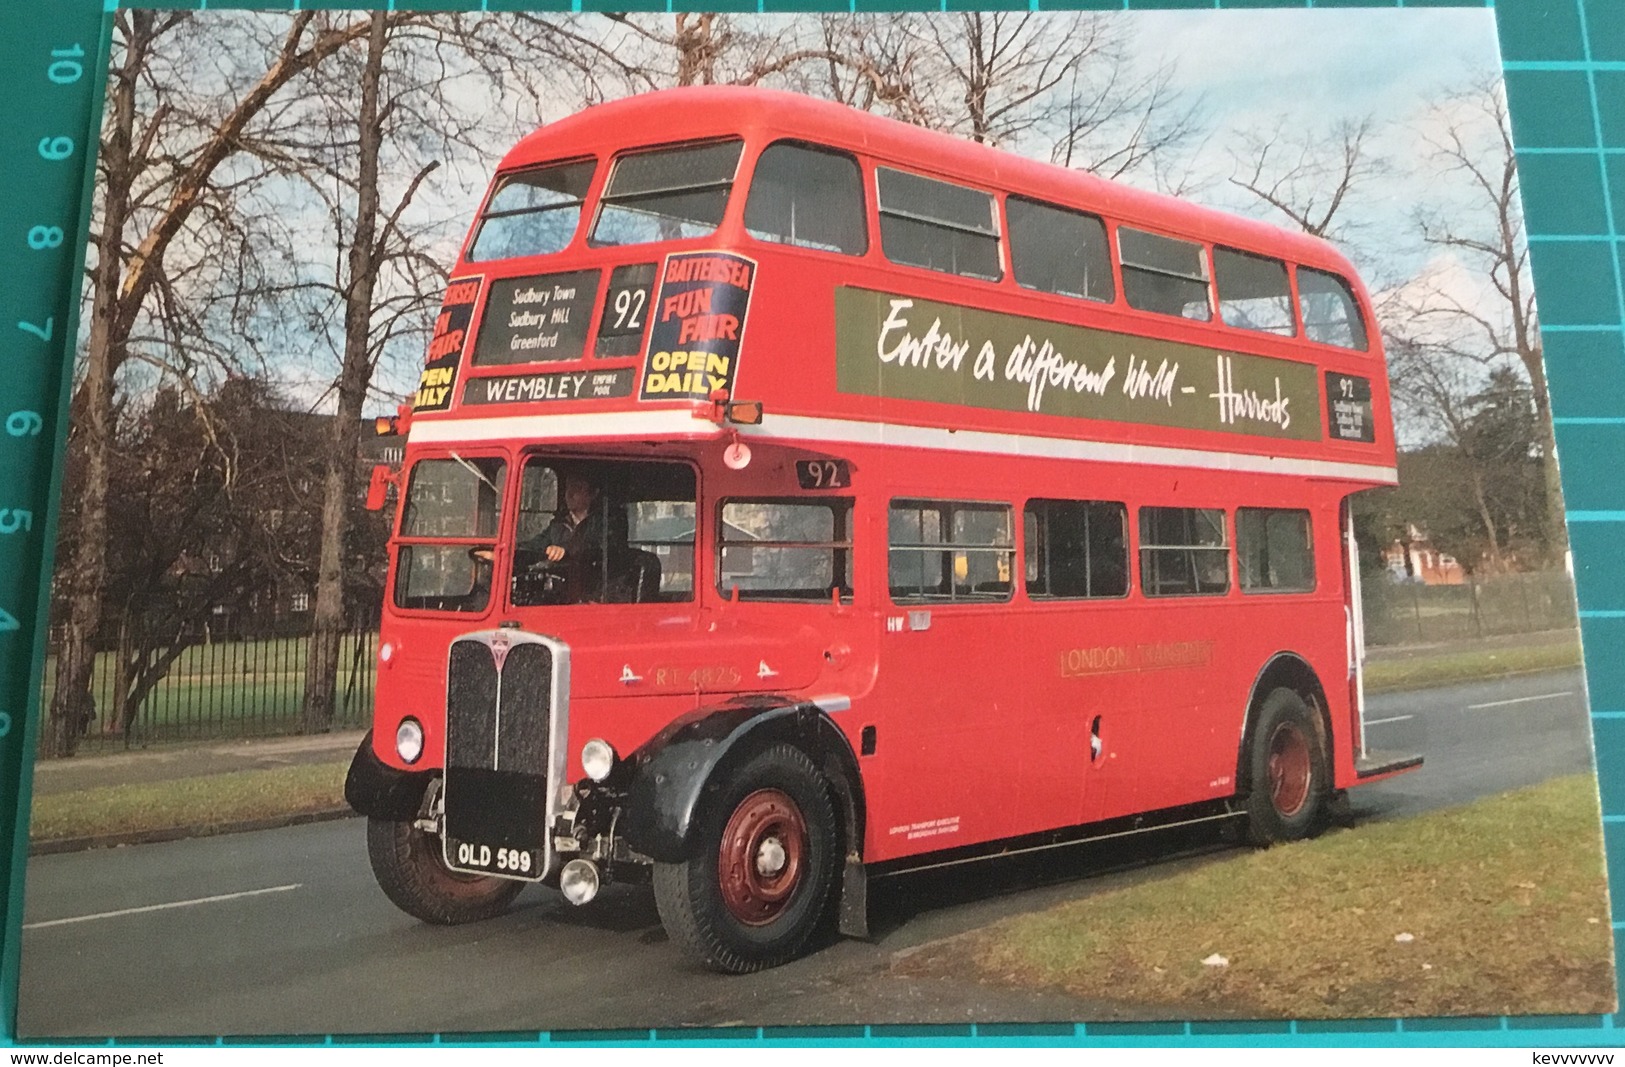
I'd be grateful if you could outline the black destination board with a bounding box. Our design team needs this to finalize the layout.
[1325,372,1375,442]
[473,269,600,366]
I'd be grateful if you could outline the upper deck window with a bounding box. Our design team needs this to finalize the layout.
[590,140,743,247]
[1007,197,1113,302]
[876,168,1001,281]
[1119,227,1210,321]
[1215,248,1294,336]
[466,160,594,263]
[1298,267,1369,350]
[744,142,866,256]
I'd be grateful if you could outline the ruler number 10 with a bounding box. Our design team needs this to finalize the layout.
[48,44,83,86]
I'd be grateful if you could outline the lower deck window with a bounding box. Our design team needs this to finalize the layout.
[890,500,1013,603]
[1025,499,1129,599]
[1238,508,1315,592]
[1139,506,1229,597]
[718,500,853,602]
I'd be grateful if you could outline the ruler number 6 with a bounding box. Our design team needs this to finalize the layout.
[0,510,32,535]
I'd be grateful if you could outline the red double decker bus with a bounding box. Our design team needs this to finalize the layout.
[345,85,1419,974]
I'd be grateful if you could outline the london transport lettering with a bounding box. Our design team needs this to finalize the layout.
[1058,640,1216,678]
[639,251,756,400]
[414,275,482,412]
[834,287,1322,441]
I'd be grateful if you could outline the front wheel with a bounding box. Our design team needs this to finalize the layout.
[653,744,838,974]
[366,816,524,925]
[1244,688,1331,846]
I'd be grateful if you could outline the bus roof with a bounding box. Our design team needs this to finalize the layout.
[500,85,1362,282]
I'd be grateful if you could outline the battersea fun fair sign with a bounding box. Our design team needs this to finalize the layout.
[834,287,1321,441]
[640,251,756,401]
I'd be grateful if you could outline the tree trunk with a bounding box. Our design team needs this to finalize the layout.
[48,13,367,756]
[1523,350,1567,564]
[45,13,148,758]
[301,15,388,733]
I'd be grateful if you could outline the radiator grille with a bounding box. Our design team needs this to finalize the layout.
[442,633,556,866]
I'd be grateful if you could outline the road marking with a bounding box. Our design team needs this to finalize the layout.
[1365,715,1413,726]
[23,883,301,930]
[1466,691,1574,711]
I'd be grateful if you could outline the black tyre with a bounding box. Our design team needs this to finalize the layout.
[1244,687,1331,846]
[652,744,839,974]
[366,816,524,925]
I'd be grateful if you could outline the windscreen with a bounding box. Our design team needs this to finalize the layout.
[590,141,742,247]
[393,456,507,613]
[466,160,595,262]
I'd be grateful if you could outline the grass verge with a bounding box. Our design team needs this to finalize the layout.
[895,775,1615,1020]
[29,760,350,843]
[1363,639,1580,693]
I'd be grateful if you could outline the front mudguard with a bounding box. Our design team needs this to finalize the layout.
[344,730,435,820]
[620,699,861,866]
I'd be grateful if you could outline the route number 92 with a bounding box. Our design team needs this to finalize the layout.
[795,459,849,490]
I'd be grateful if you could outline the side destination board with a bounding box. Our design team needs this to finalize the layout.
[835,287,1322,442]
[1326,371,1376,443]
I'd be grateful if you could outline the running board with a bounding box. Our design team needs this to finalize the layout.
[1355,751,1423,779]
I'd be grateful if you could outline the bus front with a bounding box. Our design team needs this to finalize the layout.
[344,105,870,974]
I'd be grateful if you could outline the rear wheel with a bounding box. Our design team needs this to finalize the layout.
[653,744,838,974]
[366,815,523,925]
[1244,687,1330,846]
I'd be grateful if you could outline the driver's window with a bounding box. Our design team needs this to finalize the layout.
[516,464,560,550]
[509,458,697,606]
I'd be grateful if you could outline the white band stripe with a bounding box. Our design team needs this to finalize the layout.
[407,409,1397,484]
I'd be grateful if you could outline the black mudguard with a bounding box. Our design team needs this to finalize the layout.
[344,730,435,820]
[620,699,862,866]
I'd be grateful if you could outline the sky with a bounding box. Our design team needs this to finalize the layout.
[97,9,1513,420]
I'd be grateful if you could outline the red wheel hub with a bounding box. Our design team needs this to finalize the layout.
[717,789,807,926]
[1267,721,1312,818]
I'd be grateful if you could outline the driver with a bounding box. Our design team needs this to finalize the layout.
[519,473,605,567]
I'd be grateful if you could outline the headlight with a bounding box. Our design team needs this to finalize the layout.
[395,718,424,764]
[581,738,615,782]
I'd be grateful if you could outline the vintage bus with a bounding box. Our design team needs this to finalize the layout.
[345,85,1419,974]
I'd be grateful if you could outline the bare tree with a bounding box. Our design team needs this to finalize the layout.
[1403,79,1560,562]
[49,11,371,757]
[1228,117,1384,242]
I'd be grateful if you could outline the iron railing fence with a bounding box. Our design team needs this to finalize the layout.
[1362,570,1578,647]
[40,616,378,755]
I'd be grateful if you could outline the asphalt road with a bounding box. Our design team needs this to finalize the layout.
[17,668,1596,1038]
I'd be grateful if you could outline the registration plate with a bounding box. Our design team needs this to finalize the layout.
[444,837,543,879]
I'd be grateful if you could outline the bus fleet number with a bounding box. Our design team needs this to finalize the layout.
[795,459,849,490]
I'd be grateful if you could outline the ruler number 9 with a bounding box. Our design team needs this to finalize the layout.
[7,411,44,437]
